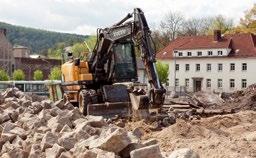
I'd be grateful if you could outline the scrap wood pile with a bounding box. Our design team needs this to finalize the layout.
[0,88,199,158]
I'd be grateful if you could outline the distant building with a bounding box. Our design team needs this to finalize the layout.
[13,45,30,58]
[0,28,14,75]
[14,57,61,80]
[157,30,256,93]
[0,28,61,80]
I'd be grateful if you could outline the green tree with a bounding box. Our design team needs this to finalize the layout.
[49,67,61,80]
[0,69,9,81]
[33,70,44,80]
[156,61,169,84]
[71,36,97,60]
[13,69,25,80]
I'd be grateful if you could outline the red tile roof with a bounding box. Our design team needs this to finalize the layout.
[156,33,256,59]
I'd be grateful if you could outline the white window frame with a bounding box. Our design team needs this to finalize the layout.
[185,78,189,88]
[218,63,223,71]
[175,78,179,86]
[187,52,192,56]
[175,64,179,71]
[185,64,190,71]
[178,52,183,56]
[206,79,211,88]
[196,64,200,71]
[197,51,202,56]
[207,64,211,72]
[230,79,235,88]
[242,63,247,71]
[242,79,247,88]
[218,51,223,55]
[230,63,235,71]
[208,51,213,56]
[218,79,223,88]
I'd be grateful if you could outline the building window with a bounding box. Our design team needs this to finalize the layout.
[185,64,190,71]
[218,51,223,55]
[230,79,235,88]
[242,63,247,71]
[196,64,200,71]
[185,78,189,87]
[208,51,213,56]
[206,79,211,88]
[207,64,211,71]
[230,63,235,71]
[218,63,223,71]
[242,79,247,88]
[175,64,179,71]
[178,52,183,56]
[218,79,223,88]
[187,52,192,56]
[197,51,202,56]
[175,79,179,86]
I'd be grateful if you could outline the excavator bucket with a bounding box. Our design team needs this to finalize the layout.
[86,84,132,118]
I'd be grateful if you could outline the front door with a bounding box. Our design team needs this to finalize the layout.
[193,78,202,92]
[195,80,201,92]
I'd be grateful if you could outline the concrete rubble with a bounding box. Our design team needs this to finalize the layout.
[1,88,189,158]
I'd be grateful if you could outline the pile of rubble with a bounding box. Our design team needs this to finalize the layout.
[0,88,199,158]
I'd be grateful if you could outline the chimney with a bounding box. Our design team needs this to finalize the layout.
[0,28,7,36]
[213,30,221,41]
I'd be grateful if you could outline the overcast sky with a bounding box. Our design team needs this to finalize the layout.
[0,0,255,35]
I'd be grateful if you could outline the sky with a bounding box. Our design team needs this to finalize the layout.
[0,0,255,35]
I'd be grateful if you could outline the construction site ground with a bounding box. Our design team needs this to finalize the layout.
[1,84,256,157]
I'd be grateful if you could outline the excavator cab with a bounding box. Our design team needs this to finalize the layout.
[112,41,137,82]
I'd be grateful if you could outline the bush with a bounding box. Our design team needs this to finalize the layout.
[156,61,169,84]
[13,69,25,80]
[33,70,44,80]
[49,67,61,80]
[0,69,9,81]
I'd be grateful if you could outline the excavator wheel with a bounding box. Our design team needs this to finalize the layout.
[79,90,92,115]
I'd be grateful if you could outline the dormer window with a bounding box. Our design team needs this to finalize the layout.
[218,51,223,55]
[208,51,213,56]
[178,52,183,56]
[197,51,202,56]
[187,52,192,56]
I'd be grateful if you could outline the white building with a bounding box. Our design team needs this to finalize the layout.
[157,30,256,93]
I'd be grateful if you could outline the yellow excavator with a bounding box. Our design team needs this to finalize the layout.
[61,8,165,118]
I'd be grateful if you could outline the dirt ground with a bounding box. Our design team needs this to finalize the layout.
[126,110,256,158]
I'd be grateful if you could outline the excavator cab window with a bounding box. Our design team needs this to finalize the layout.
[113,42,137,82]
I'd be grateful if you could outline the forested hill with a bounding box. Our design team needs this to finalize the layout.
[0,22,88,54]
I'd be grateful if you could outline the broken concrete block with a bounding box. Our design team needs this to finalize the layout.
[60,124,72,134]
[41,100,52,109]
[28,102,43,114]
[53,99,65,109]
[65,108,83,121]
[2,101,19,109]
[45,143,66,158]
[86,115,107,128]
[38,109,52,120]
[32,133,44,143]
[130,144,163,158]
[41,131,58,151]
[75,149,97,158]
[119,143,143,158]
[89,128,131,153]
[7,148,28,158]
[12,136,24,149]
[21,99,32,108]
[73,135,99,154]
[91,148,119,158]
[244,131,256,141]
[2,122,16,133]
[73,118,87,127]
[47,115,72,133]
[28,144,42,158]
[59,151,73,158]
[58,132,76,150]
[132,127,144,139]
[9,127,27,139]
[142,138,158,147]
[0,113,11,124]
[1,133,16,143]
[50,107,64,117]
[64,102,74,110]
[168,148,200,158]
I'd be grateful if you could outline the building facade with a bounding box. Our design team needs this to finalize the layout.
[157,31,256,93]
[0,28,14,75]
[13,45,30,58]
